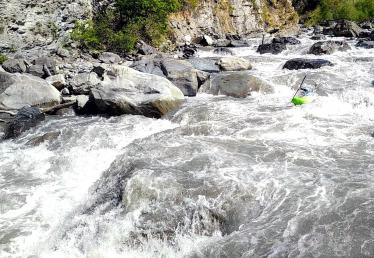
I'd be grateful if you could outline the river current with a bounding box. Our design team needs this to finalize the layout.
[1,32,374,258]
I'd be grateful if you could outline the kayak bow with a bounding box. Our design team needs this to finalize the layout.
[291,96,311,106]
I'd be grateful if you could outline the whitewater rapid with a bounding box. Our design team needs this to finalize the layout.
[1,31,374,258]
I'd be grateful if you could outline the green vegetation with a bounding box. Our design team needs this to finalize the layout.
[71,0,200,53]
[0,53,7,64]
[307,0,374,25]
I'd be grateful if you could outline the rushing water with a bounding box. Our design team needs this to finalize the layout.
[1,32,374,258]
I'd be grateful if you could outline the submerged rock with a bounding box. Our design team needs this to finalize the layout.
[283,58,333,70]
[217,57,252,71]
[3,107,45,139]
[26,131,61,145]
[0,72,61,110]
[88,65,184,118]
[309,41,351,55]
[200,72,273,98]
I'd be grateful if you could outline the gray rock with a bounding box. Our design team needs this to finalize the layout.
[69,72,101,95]
[311,34,326,40]
[228,40,248,47]
[214,39,231,47]
[213,47,234,55]
[56,48,70,58]
[160,59,199,97]
[46,74,66,90]
[187,58,220,73]
[0,72,61,110]
[330,20,362,37]
[136,41,157,55]
[283,58,334,70]
[131,57,165,77]
[200,72,273,98]
[61,88,70,95]
[88,65,184,118]
[257,43,286,54]
[27,65,45,78]
[76,95,89,109]
[98,52,121,64]
[272,37,301,45]
[217,57,252,71]
[3,107,45,139]
[309,41,351,55]
[2,59,27,73]
[26,131,61,145]
[356,41,374,49]
[200,35,214,46]
[33,57,58,75]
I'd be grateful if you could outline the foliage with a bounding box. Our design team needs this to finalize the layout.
[0,53,7,64]
[71,0,200,54]
[307,0,374,25]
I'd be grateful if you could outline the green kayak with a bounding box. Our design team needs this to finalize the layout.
[292,96,311,106]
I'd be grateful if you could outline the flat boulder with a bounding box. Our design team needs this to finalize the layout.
[3,106,45,139]
[257,43,286,54]
[2,59,27,73]
[217,57,252,71]
[0,72,61,110]
[283,58,333,70]
[160,59,199,96]
[309,41,351,55]
[88,65,184,118]
[356,40,374,49]
[200,72,273,98]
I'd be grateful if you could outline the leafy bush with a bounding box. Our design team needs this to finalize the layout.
[307,0,374,25]
[71,0,199,53]
[0,53,7,64]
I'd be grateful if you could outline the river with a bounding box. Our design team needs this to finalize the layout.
[1,31,374,258]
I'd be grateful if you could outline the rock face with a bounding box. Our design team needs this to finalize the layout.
[3,106,45,139]
[200,72,273,97]
[168,0,298,44]
[0,72,61,110]
[88,65,184,118]
[283,58,334,70]
[309,41,351,55]
[217,57,252,71]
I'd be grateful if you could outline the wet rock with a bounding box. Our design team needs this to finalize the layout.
[136,41,156,55]
[69,72,101,95]
[257,43,286,55]
[98,52,121,64]
[272,37,301,45]
[330,20,362,37]
[26,131,61,145]
[356,40,374,49]
[228,40,248,47]
[283,58,334,70]
[214,39,231,47]
[200,72,273,98]
[360,20,373,30]
[217,57,252,71]
[88,65,184,118]
[46,74,66,90]
[0,72,61,110]
[2,59,27,73]
[213,47,234,55]
[160,59,199,96]
[311,34,327,40]
[309,41,351,55]
[3,107,45,139]
[180,45,197,59]
[200,35,214,46]
[33,57,58,75]
[187,58,220,73]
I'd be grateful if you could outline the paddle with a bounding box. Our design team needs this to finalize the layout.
[291,75,307,101]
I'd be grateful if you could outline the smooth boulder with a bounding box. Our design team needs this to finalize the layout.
[283,58,333,70]
[0,72,61,110]
[217,57,252,71]
[200,72,273,98]
[309,41,351,55]
[89,65,184,118]
[3,107,45,139]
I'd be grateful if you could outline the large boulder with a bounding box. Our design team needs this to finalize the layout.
[130,57,165,77]
[46,74,66,90]
[257,43,286,54]
[2,59,27,73]
[88,65,184,118]
[33,57,58,75]
[309,41,351,55]
[160,59,199,96]
[200,72,273,98]
[283,58,334,70]
[330,20,362,37]
[68,72,102,95]
[356,40,374,49]
[0,72,61,110]
[217,57,252,71]
[98,52,122,64]
[3,106,45,139]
